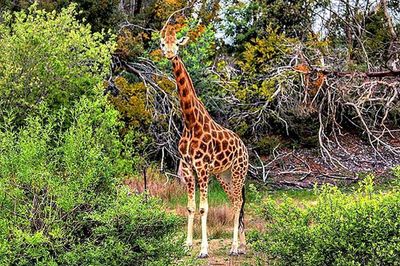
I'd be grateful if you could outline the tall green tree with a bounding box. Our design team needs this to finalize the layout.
[221,0,326,49]
[0,0,121,32]
[0,3,115,125]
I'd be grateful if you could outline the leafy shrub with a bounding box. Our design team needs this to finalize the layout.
[255,135,283,155]
[249,176,400,265]
[0,97,184,265]
[0,4,115,125]
[393,166,400,185]
[0,0,122,32]
[108,76,152,131]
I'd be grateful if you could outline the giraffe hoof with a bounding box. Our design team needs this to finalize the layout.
[197,253,208,259]
[229,251,239,256]
[238,249,246,255]
[238,244,246,255]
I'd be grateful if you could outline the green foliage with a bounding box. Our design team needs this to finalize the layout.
[394,166,400,177]
[0,0,122,32]
[362,9,393,66]
[107,76,153,161]
[0,4,115,125]
[247,183,263,203]
[249,176,400,265]
[70,0,121,32]
[393,166,400,185]
[240,28,294,73]
[109,76,152,130]
[116,29,149,61]
[0,97,184,265]
[234,27,299,102]
[181,23,216,77]
[218,27,304,139]
[0,6,183,265]
[178,23,224,107]
[255,135,283,155]
[221,0,325,47]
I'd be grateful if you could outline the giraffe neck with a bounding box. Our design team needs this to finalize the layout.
[172,56,208,129]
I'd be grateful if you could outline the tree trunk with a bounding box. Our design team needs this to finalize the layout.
[134,0,142,15]
[119,0,142,15]
[345,0,353,64]
[380,0,399,70]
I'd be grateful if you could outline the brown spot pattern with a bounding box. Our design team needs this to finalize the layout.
[168,52,248,234]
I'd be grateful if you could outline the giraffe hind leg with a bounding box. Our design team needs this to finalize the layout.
[216,169,246,255]
[229,165,247,256]
[238,185,246,254]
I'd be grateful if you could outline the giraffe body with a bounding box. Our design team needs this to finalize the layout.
[161,25,248,257]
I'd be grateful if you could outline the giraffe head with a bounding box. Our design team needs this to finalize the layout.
[160,24,189,59]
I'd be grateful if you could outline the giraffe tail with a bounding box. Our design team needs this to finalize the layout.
[239,186,245,231]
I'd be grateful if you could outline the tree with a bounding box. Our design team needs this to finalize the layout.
[221,0,326,49]
[0,3,115,125]
[0,6,184,264]
[0,0,122,32]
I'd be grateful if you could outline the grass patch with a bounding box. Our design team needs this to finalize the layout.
[125,168,230,208]
[268,188,316,201]
[260,165,400,206]
[166,177,230,208]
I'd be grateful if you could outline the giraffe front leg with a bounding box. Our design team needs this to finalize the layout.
[197,175,209,258]
[186,182,195,250]
[230,184,245,256]
[180,161,196,250]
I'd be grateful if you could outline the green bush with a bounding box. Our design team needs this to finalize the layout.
[392,166,400,188]
[254,135,283,155]
[0,4,114,125]
[0,7,184,264]
[393,166,400,181]
[0,97,184,265]
[249,176,400,266]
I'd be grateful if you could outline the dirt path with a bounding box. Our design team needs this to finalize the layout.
[184,239,255,266]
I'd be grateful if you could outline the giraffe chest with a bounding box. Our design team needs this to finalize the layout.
[179,128,212,162]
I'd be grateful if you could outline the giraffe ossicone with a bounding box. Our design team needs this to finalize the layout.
[160,23,249,258]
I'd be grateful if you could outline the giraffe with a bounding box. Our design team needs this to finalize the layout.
[160,24,249,258]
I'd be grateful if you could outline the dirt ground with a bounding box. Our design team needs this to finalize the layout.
[183,239,256,266]
[176,210,267,266]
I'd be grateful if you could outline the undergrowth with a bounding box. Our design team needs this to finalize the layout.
[249,175,400,266]
[0,98,184,265]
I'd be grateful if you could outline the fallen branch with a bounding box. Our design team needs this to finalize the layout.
[320,69,400,78]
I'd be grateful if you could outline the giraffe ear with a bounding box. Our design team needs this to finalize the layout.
[177,36,189,46]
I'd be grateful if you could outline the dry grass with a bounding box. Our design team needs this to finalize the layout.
[175,204,234,239]
[123,166,264,241]
[124,166,187,202]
